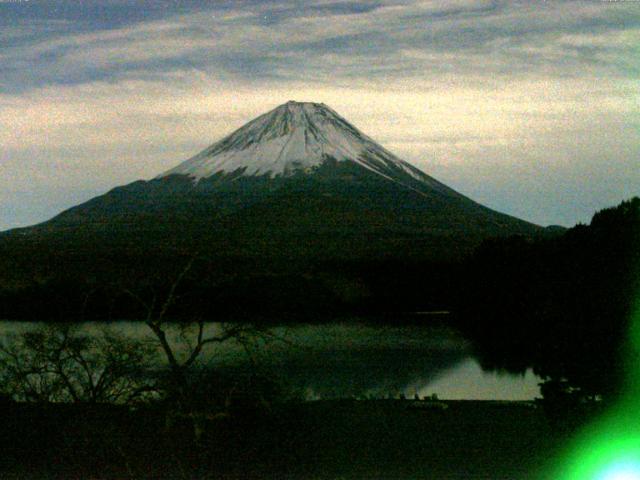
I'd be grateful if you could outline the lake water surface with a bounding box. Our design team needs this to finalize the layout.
[0,321,540,400]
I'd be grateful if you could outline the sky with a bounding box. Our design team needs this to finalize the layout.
[1,0,638,230]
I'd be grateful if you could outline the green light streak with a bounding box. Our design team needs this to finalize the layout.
[550,303,640,479]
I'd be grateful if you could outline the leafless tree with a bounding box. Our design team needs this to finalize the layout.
[122,257,283,439]
[0,324,156,404]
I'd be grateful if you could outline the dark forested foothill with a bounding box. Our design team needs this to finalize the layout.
[455,197,640,406]
[0,235,465,323]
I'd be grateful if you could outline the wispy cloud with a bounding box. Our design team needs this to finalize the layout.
[1,0,639,229]
[3,0,638,90]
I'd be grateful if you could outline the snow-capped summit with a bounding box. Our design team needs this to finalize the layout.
[9,100,542,265]
[158,101,441,190]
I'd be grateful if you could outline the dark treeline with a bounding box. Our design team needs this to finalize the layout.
[456,197,640,403]
[1,198,637,405]
[0,248,463,323]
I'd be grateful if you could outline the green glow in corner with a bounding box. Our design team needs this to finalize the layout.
[597,461,640,480]
[551,305,640,480]
[554,417,640,479]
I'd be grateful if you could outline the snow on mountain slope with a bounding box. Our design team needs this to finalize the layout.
[158,101,449,193]
[5,100,542,252]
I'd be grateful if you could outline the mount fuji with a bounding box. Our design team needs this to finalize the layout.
[160,100,454,194]
[6,101,542,262]
[0,101,549,320]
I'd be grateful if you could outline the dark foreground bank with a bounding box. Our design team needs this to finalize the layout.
[0,398,567,480]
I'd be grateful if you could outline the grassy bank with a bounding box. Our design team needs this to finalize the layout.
[1,399,562,479]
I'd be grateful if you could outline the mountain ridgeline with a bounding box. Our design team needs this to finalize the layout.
[0,101,546,321]
[16,102,540,257]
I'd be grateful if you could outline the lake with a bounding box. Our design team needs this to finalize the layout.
[0,321,540,400]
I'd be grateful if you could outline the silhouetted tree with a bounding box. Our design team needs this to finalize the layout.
[121,256,282,440]
[0,324,156,403]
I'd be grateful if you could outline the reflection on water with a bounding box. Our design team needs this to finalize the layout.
[416,358,541,401]
[0,321,540,400]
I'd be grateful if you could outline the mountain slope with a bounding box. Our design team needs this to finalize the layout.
[158,101,453,194]
[0,101,549,321]
[25,101,539,249]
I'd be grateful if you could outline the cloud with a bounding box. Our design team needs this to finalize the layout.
[1,0,639,230]
[3,0,638,91]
